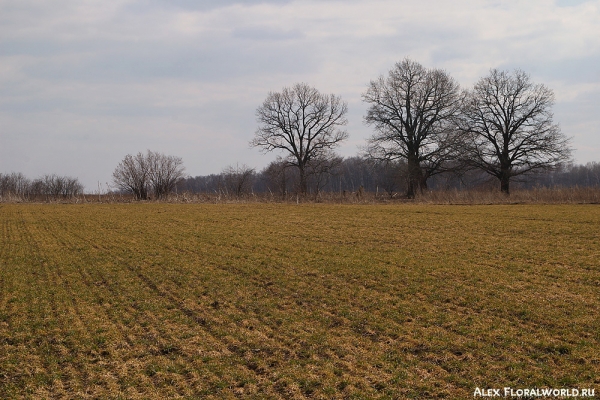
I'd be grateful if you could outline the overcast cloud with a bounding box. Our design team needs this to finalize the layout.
[1,0,599,190]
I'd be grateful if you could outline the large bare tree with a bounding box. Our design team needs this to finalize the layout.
[459,69,571,194]
[363,58,463,198]
[251,83,348,194]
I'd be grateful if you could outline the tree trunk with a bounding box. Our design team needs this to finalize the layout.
[499,165,511,195]
[406,153,423,199]
[406,179,416,199]
[419,175,428,193]
[500,174,510,194]
[298,166,307,195]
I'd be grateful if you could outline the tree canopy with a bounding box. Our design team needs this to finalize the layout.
[363,58,463,198]
[252,83,348,194]
[458,69,572,193]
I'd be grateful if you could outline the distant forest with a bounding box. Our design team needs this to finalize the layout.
[1,158,599,201]
[0,156,600,201]
[175,158,600,199]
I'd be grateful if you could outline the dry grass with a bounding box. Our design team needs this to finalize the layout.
[1,203,599,398]
[3,186,600,205]
[417,186,600,204]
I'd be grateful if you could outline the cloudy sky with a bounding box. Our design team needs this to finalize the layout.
[1,0,599,190]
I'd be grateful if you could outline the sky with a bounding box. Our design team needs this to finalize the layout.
[1,0,599,191]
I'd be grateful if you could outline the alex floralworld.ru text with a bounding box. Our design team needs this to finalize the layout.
[474,387,596,397]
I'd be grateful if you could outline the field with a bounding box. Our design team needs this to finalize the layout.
[1,203,599,399]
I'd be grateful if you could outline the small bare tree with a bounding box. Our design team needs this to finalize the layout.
[459,69,572,194]
[147,151,186,199]
[220,164,255,198]
[252,83,348,195]
[363,58,463,198]
[371,159,408,198]
[28,179,45,198]
[306,152,343,198]
[43,174,65,198]
[262,158,291,199]
[23,174,83,200]
[62,177,84,197]
[0,172,30,199]
[113,151,185,200]
[113,152,150,200]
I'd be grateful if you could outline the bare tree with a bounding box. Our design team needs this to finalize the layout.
[147,151,186,199]
[113,152,150,200]
[363,58,463,198]
[0,172,30,199]
[220,164,255,198]
[251,82,349,194]
[43,174,66,197]
[261,158,292,199]
[18,174,84,200]
[459,69,572,194]
[113,151,185,200]
[371,159,408,198]
[28,178,46,198]
[305,152,343,198]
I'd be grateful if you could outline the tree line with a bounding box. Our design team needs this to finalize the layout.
[0,172,84,200]
[176,158,600,200]
[2,158,597,202]
[0,58,585,201]
[250,59,571,198]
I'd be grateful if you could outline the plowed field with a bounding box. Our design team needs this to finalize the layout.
[1,204,599,398]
